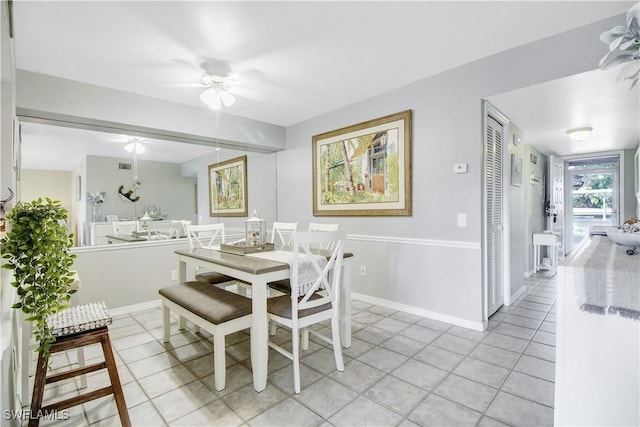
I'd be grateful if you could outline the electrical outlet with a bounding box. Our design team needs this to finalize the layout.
[457,213,467,227]
[171,270,178,281]
[360,265,367,276]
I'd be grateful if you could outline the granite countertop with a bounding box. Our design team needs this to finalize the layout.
[564,235,640,320]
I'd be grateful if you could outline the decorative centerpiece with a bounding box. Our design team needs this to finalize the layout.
[220,209,274,255]
[87,191,106,222]
[246,209,266,246]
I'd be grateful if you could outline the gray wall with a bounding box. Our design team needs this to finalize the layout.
[278,16,621,327]
[85,155,197,224]
[181,150,278,230]
[524,145,549,276]
[17,70,286,153]
[508,123,526,301]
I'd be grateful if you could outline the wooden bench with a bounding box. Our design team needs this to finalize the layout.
[158,281,252,391]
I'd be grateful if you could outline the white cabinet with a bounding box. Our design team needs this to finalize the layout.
[89,220,188,245]
[555,236,640,426]
[89,222,113,246]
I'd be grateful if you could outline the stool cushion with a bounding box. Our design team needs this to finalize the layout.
[47,301,112,337]
[159,281,252,324]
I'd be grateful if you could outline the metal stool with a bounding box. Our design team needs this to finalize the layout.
[29,302,130,427]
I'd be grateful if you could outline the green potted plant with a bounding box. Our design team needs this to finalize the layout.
[1,198,77,358]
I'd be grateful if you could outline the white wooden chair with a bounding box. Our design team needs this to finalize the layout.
[270,222,298,246]
[308,222,340,249]
[266,229,346,393]
[185,223,237,288]
[111,220,139,235]
[185,223,226,248]
[267,222,299,333]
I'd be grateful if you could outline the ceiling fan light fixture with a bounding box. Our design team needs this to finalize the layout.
[566,127,593,142]
[200,87,222,110]
[124,141,145,153]
[218,89,236,107]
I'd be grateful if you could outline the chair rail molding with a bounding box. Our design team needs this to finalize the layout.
[346,233,480,250]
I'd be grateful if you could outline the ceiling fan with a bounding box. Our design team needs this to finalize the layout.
[173,58,263,111]
[105,135,152,153]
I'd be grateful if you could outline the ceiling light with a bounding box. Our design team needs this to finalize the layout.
[200,87,236,111]
[566,127,593,141]
[124,142,145,153]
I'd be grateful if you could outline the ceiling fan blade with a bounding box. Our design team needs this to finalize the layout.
[227,69,264,85]
[172,58,206,73]
[167,83,207,88]
[227,86,263,101]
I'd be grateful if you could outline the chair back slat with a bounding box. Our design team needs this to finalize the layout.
[185,223,226,249]
[270,222,298,246]
[291,229,346,310]
[308,223,340,249]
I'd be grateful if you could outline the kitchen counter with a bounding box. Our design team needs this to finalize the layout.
[555,235,640,426]
[567,235,640,319]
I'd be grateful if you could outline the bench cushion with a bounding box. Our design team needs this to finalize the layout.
[159,281,252,324]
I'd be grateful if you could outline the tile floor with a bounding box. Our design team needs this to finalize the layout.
[34,273,557,426]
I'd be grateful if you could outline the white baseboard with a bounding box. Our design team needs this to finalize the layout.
[507,285,527,306]
[351,292,486,332]
[108,299,161,317]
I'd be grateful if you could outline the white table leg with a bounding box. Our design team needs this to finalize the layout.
[251,277,268,392]
[340,262,352,348]
[178,258,187,282]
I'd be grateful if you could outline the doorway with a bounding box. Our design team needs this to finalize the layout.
[566,155,620,252]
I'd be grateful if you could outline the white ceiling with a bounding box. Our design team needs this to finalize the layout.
[489,67,639,157]
[11,1,638,168]
[20,122,219,171]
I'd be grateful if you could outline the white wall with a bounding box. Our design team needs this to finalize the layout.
[1,0,18,419]
[278,15,621,328]
[20,169,72,208]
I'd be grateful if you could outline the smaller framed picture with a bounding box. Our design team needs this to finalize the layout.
[530,153,538,165]
[511,154,523,187]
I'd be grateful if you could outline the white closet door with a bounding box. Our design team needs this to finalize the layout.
[485,115,504,317]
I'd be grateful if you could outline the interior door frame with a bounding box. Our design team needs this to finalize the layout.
[562,150,625,254]
[481,100,511,323]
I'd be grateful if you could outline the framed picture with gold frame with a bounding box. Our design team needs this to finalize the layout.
[312,110,412,216]
[208,155,248,217]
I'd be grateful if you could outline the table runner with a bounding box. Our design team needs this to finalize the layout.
[571,236,640,320]
[247,250,327,296]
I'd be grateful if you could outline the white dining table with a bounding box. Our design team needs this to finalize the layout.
[175,246,352,392]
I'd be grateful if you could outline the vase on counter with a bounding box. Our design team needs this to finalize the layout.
[92,204,103,222]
